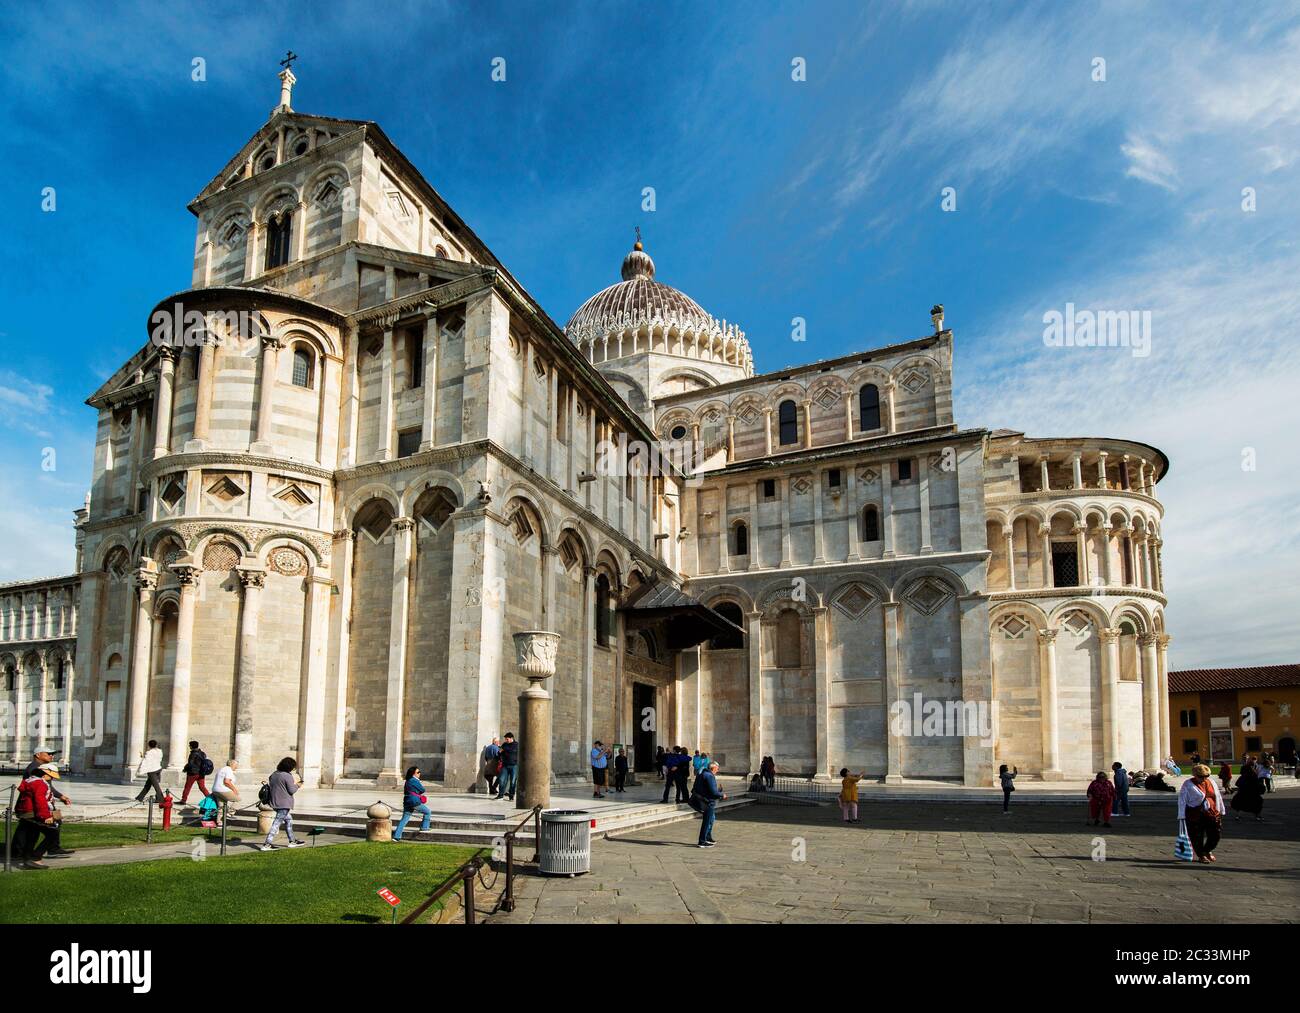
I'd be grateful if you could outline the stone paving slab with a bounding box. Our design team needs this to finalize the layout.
[490,795,1300,924]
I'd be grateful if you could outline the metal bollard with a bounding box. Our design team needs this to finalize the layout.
[463,864,476,925]
[4,784,14,873]
[146,797,154,844]
[220,801,228,856]
[503,833,516,912]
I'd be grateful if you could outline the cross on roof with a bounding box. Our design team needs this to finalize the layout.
[280,50,298,70]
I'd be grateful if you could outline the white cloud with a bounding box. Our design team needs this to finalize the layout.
[1120,134,1178,191]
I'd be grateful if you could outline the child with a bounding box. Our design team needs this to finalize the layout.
[839,768,864,823]
[999,764,1018,813]
[1087,771,1115,827]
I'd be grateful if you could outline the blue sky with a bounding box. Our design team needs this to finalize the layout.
[1,0,1297,667]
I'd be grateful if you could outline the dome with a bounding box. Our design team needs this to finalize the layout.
[564,240,752,376]
[566,241,719,337]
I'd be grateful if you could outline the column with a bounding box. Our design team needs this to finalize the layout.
[1157,634,1172,758]
[1071,452,1083,489]
[34,656,47,754]
[166,562,200,770]
[299,573,332,788]
[1099,627,1121,762]
[377,326,395,461]
[846,466,861,561]
[747,486,759,571]
[881,467,895,558]
[811,470,825,564]
[293,200,308,261]
[546,368,559,482]
[1152,539,1164,592]
[253,336,281,450]
[1003,526,1016,590]
[125,561,158,775]
[813,606,830,778]
[1037,629,1061,778]
[726,414,736,462]
[567,387,579,492]
[885,380,897,434]
[60,653,76,763]
[746,611,762,771]
[1074,524,1089,586]
[380,517,415,781]
[1099,524,1112,586]
[582,567,596,753]
[717,486,730,575]
[763,407,773,456]
[779,476,791,566]
[801,400,813,449]
[125,403,144,512]
[12,650,26,764]
[419,315,440,450]
[191,338,217,446]
[883,602,903,783]
[152,349,176,458]
[1096,451,1109,488]
[918,453,933,554]
[1039,456,1050,492]
[341,326,360,467]
[843,391,854,441]
[325,530,354,784]
[233,564,266,769]
[1139,633,1161,770]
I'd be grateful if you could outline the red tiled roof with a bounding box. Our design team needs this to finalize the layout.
[1168,664,1300,694]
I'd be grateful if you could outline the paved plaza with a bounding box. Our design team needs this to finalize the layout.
[491,794,1300,924]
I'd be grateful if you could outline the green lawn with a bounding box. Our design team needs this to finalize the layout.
[0,841,483,924]
[2,822,217,851]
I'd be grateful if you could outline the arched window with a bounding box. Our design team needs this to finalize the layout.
[859,384,881,431]
[291,345,314,388]
[731,521,748,557]
[861,504,880,542]
[778,400,798,445]
[264,210,293,270]
[595,574,611,647]
[776,608,803,668]
[4,666,13,692]
[709,601,745,650]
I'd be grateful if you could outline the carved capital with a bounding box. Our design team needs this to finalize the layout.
[1137,632,1158,647]
[237,567,266,590]
[171,563,199,586]
[1156,634,1172,650]
[1099,627,1120,644]
[1036,629,1058,645]
[393,517,416,533]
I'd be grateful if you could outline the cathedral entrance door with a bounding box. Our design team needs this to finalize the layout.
[632,682,656,772]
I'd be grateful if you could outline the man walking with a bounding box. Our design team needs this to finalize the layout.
[134,739,165,804]
[483,736,501,796]
[590,740,611,798]
[24,748,70,806]
[495,732,519,800]
[1111,761,1131,816]
[692,760,726,848]
[614,748,628,792]
[181,740,211,804]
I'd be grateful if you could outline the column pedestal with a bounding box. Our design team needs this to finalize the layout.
[514,630,559,811]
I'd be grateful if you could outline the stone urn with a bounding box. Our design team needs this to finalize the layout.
[257,805,276,836]
[513,630,560,681]
[366,800,393,842]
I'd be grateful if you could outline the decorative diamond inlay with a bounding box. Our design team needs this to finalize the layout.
[792,477,812,495]
[737,404,759,425]
[1062,611,1093,636]
[815,387,841,411]
[904,578,951,616]
[206,476,245,503]
[857,466,879,484]
[996,615,1030,639]
[900,370,928,395]
[832,583,878,620]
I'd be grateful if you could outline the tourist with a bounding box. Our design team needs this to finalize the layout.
[655,745,666,780]
[1144,769,1175,791]
[1259,757,1274,793]
[1087,771,1115,827]
[761,755,776,790]
[1231,758,1265,822]
[1218,760,1233,796]
[180,740,211,804]
[259,757,306,851]
[1162,756,1181,777]
[482,737,501,796]
[134,739,165,804]
[590,740,611,798]
[614,748,628,792]
[211,758,240,822]
[394,765,433,841]
[1112,761,1131,816]
[495,732,519,800]
[693,750,710,775]
[839,768,863,823]
[999,764,1017,813]
[1178,764,1222,864]
[24,748,70,806]
[1190,750,1202,766]
[673,746,692,802]
[692,760,726,848]
[13,763,73,869]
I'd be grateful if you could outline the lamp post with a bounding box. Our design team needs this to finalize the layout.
[514,630,559,810]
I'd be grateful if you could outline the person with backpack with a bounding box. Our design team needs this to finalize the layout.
[494,732,519,801]
[394,766,432,841]
[258,757,306,851]
[691,760,726,847]
[180,740,212,804]
[482,737,501,796]
[1111,761,1131,816]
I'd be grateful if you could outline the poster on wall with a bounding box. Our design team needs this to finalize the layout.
[1209,729,1234,764]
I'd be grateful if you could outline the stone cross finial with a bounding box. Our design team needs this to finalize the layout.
[277,52,298,111]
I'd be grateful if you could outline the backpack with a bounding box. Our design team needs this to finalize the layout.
[200,755,214,776]
[258,781,272,805]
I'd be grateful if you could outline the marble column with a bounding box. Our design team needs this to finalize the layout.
[746,611,763,772]
[515,630,559,810]
[811,469,825,564]
[918,453,933,554]
[883,602,903,783]
[881,467,895,558]
[252,336,281,451]
[152,349,176,458]
[1039,457,1050,492]
[778,476,791,567]
[726,414,735,462]
[300,573,332,788]
[1074,524,1089,586]
[812,606,830,778]
[377,326,395,461]
[380,517,415,782]
[125,560,158,777]
[843,391,854,441]
[801,399,813,449]
[846,466,861,561]
[166,561,200,770]
[1139,633,1161,770]
[1099,524,1113,586]
[234,563,266,769]
[1157,634,1172,758]
[1099,627,1121,763]
[1003,526,1016,590]
[717,486,730,575]
[60,653,76,763]
[763,407,773,456]
[1037,629,1062,778]
[191,339,217,446]
[1071,452,1083,489]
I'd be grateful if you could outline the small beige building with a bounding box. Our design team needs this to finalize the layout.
[0,72,1172,788]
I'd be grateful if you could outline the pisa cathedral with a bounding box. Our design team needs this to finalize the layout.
[0,71,1173,789]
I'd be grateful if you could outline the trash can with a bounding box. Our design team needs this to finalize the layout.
[538,810,591,876]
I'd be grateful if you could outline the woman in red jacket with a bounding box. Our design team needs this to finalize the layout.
[14,763,72,869]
